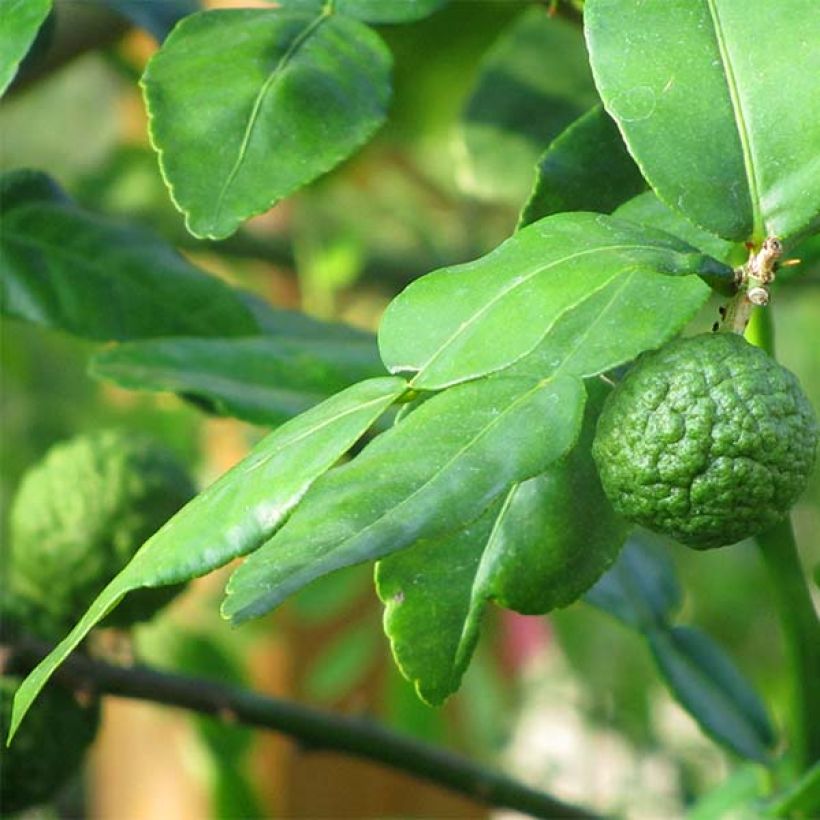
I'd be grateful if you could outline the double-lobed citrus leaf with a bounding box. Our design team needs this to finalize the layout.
[379,211,731,391]
[142,7,392,239]
[222,374,585,624]
[588,537,776,762]
[585,0,820,244]
[377,381,628,705]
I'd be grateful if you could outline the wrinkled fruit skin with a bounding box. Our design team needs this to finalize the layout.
[9,430,196,628]
[593,333,818,549]
[0,676,100,814]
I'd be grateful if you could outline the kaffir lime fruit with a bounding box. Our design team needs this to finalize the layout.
[0,676,100,814]
[9,430,196,628]
[592,333,818,549]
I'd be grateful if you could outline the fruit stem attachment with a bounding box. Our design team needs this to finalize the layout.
[719,237,782,335]
[751,307,820,774]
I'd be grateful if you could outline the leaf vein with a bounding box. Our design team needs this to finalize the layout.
[703,0,763,240]
[411,242,680,385]
[210,9,331,230]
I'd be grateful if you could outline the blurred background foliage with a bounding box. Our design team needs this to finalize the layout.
[1,0,818,817]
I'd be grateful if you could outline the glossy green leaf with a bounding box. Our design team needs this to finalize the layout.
[519,105,646,228]
[615,192,739,266]
[223,373,585,624]
[377,381,627,704]
[486,381,629,614]
[277,0,446,24]
[585,534,682,629]
[143,8,392,239]
[376,503,503,705]
[503,266,709,382]
[459,9,597,204]
[648,625,776,762]
[90,334,384,426]
[0,170,257,340]
[9,376,405,741]
[102,0,198,41]
[379,211,730,390]
[0,0,51,97]
[585,0,820,243]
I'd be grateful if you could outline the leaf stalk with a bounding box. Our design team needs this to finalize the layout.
[4,640,598,820]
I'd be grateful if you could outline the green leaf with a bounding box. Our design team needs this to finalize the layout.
[502,266,709,382]
[377,381,627,705]
[615,191,739,266]
[142,8,392,239]
[90,334,384,426]
[585,0,820,243]
[376,503,503,705]
[647,625,776,762]
[0,0,51,97]
[223,373,585,624]
[459,9,597,204]
[585,534,682,629]
[486,381,629,614]
[379,211,729,390]
[102,0,198,41]
[0,170,257,340]
[277,0,446,24]
[519,105,646,228]
[8,376,405,742]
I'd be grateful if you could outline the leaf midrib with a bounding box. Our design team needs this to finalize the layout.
[410,241,684,386]
[210,9,332,230]
[452,276,636,657]
[704,0,764,241]
[245,383,402,475]
[229,377,562,619]
[552,270,636,376]
[3,227,221,333]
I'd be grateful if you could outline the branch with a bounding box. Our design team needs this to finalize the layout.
[5,641,598,820]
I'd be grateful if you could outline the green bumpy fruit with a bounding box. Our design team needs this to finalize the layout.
[9,430,196,628]
[593,333,818,549]
[0,676,100,814]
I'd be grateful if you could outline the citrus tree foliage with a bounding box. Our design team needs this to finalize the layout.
[5,0,820,783]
